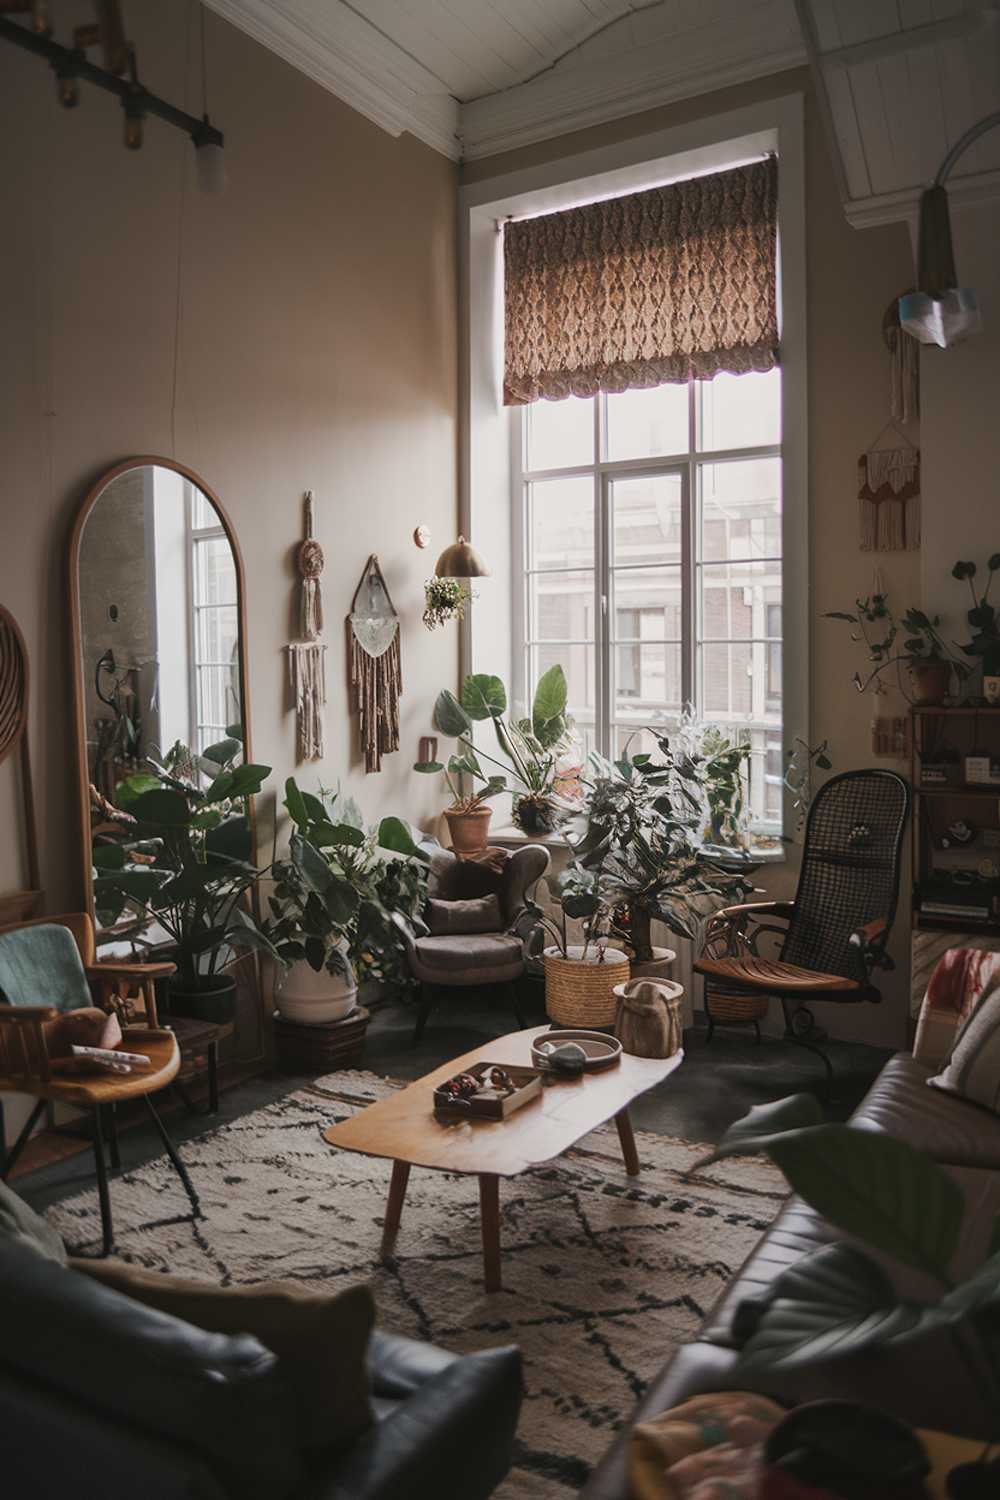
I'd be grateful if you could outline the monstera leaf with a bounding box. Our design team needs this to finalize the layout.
[461,673,506,721]
[735,1244,932,1376]
[432,689,472,738]
[531,664,568,747]
[695,1094,824,1169]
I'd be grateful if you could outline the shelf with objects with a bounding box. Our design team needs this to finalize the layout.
[909,705,1000,1020]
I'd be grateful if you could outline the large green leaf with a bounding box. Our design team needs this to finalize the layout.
[766,1124,963,1282]
[284,777,310,830]
[413,760,444,774]
[532,664,568,746]
[124,788,191,828]
[222,762,271,801]
[290,832,334,895]
[694,1094,825,1170]
[735,1244,930,1376]
[201,737,242,766]
[432,689,472,738]
[93,868,169,903]
[461,673,507,720]
[311,822,365,849]
[377,816,435,863]
[91,844,126,871]
[115,773,163,807]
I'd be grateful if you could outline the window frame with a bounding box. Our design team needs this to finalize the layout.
[188,490,239,753]
[511,379,783,829]
[460,94,807,851]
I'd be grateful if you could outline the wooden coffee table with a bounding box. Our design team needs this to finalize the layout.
[322,1025,683,1292]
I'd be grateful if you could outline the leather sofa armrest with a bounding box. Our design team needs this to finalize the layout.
[306,1345,522,1500]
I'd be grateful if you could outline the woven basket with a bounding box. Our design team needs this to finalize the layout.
[704,984,769,1022]
[544,947,630,1027]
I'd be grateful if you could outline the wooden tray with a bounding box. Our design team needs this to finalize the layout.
[531,1029,622,1071]
[432,1061,542,1120]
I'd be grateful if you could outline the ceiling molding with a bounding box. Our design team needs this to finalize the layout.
[203,0,461,160]
[844,168,1000,231]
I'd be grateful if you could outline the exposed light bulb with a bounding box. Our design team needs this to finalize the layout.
[31,1,51,38]
[196,141,226,194]
[899,289,982,348]
[57,73,79,108]
[124,112,143,150]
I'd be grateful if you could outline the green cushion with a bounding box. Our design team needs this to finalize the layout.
[0,924,92,1014]
[0,1179,67,1266]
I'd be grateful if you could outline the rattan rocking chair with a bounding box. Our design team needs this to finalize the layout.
[694,770,910,1086]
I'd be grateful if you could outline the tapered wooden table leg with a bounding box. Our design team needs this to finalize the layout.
[381,1159,411,1256]
[479,1173,501,1293]
[615,1108,640,1176]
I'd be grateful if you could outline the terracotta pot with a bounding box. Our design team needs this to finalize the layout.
[276,956,358,1025]
[908,658,951,706]
[629,946,676,982]
[444,805,492,855]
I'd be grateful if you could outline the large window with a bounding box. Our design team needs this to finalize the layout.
[516,369,783,829]
[189,488,239,753]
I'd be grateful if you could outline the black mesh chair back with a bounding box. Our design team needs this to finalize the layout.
[781,770,909,979]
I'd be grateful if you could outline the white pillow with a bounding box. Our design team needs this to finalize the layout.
[929,980,1000,1114]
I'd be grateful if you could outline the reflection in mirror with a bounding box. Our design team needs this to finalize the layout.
[78,466,243,799]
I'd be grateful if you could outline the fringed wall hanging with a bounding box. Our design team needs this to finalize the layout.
[859,422,921,552]
[285,491,327,761]
[882,295,920,424]
[348,555,401,774]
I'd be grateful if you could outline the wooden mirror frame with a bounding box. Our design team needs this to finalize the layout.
[68,456,256,920]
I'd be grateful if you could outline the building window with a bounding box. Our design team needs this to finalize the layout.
[189,488,239,753]
[515,369,782,830]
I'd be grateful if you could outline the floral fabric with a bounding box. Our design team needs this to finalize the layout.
[503,157,778,406]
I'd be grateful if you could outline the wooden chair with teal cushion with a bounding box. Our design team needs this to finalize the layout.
[0,912,198,1255]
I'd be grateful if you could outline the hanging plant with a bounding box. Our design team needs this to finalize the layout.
[422,577,470,630]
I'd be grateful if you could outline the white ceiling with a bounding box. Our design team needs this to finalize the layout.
[204,0,1000,225]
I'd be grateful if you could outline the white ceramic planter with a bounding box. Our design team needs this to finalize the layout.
[629,946,677,981]
[276,956,358,1025]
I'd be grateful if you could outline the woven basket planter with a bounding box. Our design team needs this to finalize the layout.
[543,946,630,1027]
[704,984,769,1022]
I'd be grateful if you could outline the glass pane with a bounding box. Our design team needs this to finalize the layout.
[613,724,663,760]
[697,369,780,451]
[699,561,781,641]
[529,476,594,571]
[529,571,594,643]
[699,458,781,562]
[606,383,689,461]
[612,568,681,640]
[190,486,219,531]
[196,604,239,665]
[612,473,682,567]
[194,536,237,605]
[196,665,240,746]
[700,642,754,718]
[614,642,682,721]
[526,395,594,471]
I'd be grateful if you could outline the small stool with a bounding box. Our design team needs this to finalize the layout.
[164,1016,234,1114]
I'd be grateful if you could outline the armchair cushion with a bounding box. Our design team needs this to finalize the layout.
[425,894,503,936]
[0,1179,67,1266]
[0,923,92,1013]
[409,933,524,985]
[929,980,1000,1115]
[72,1259,375,1452]
[0,1236,302,1500]
[43,1006,121,1058]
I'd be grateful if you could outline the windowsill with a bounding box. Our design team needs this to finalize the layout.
[488,823,788,864]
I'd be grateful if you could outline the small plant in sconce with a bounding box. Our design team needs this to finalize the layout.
[422,577,471,631]
[825,593,969,706]
[953,554,1000,701]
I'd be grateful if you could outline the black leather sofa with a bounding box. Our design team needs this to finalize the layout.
[0,1232,522,1500]
[582,1048,1000,1500]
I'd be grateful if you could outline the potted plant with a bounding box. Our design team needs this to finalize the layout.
[422,577,470,631]
[954,554,1000,703]
[266,779,433,1025]
[527,862,632,1027]
[826,593,968,705]
[414,666,580,847]
[92,737,273,1022]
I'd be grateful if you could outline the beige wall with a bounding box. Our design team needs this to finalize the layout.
[0,3,459,917]
[463,69,920,1046]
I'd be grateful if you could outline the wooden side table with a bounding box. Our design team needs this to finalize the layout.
[164,1016,234,1114]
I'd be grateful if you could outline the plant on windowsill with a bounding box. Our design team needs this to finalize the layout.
[524,734,756,1020]
[265,779,434,1026]
[92,737,275,1023]
[826,593,969,705]
[691,1093,1000,1491]
[422,577,471,631]
[413,665,580,851]
[953,554,1000,704]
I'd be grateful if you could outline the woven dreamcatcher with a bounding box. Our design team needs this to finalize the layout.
[858,422,920,552]
[348,555,401,774]
[286,491,327,760]
[882,294,920,425]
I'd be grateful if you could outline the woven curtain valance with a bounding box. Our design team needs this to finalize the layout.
[503,156,779,406]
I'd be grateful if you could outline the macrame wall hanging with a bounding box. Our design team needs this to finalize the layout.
[348,555,401,774]
[285,491,327,761]
[882,294,920,425]
[858,422,921,552]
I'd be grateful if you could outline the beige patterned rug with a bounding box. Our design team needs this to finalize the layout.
[46,1072,786,1499]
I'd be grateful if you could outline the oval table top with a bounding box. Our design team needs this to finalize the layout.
[322,1025,683,1178]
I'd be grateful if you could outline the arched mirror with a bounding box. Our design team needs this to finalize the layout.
[69,459,256,978]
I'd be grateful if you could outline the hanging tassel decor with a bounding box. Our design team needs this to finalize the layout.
[348,555,401,774]
[298,490,325,640]
[286,643,327,760]
[882,295,920,424]
[858,424,921,552]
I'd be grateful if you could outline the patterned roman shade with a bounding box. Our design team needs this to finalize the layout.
[503,156,779,407]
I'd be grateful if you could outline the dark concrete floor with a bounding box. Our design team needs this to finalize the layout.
[14,980,893,1219]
